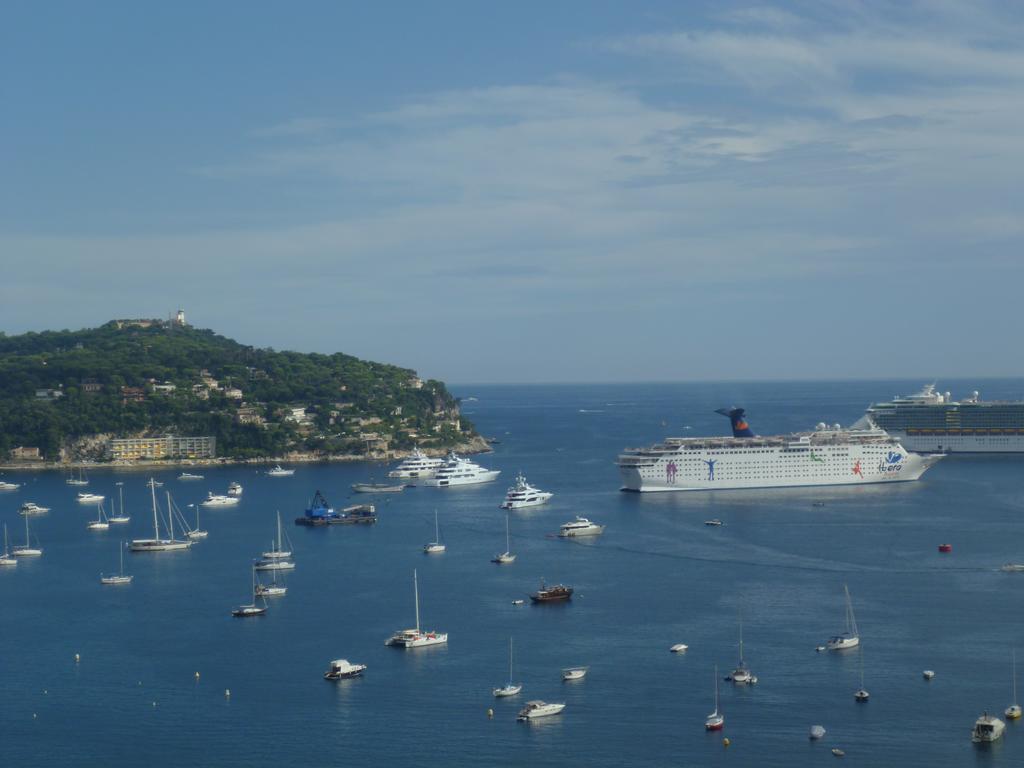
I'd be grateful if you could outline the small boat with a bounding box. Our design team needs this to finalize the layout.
[499,473,553,509]
[704,519,724,526]
[0,480,21,491]
[854,646,869,702]
[86,502,110,531]
[728,614,757,685]
[972,712,1006,743]
[66,467,89,486]
[254,569,287,597]
[261,512,293,559]
[938,543,952,553]
[816,645,827,653]
[1007,650,1022,720]
[705,665,724,730]
[201,492,239,507]
[826,584,860,651]
[493,638,522,698]
[512,599,525,606]
[809,725,826,740]
[562,667,587,682]
[491,514,515,564]
[77,492,104,504]
[177,472,204,481]
[100,541,133,585]
[232,566,268,617]
[108,483,130,524]
[831,748,845,757]
[812,501,826,507]
[12,515,42,557]
[517,700,565,721]
[423,509,446,554]
[19,502,50,516]
[1001,563,1024,572]
[0,524,19,566]
[266,465,295,477]
[530,581,573,603]
[323,659,367,680]
[385,569,448,648]
[557,517,605,538]
[923,669,936,680]
[187,504,208,540]
[254,557,296,572]
[227,482,243,497]
[351,482,405,493]
[670,644,688,653]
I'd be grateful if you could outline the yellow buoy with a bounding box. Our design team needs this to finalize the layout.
[723,737,731,747]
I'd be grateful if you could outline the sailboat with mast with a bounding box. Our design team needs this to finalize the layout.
[491,513,516,564]
[108,483,130,524]
[493,637,522,697]
[855,645,870,701]
[1007,649,1021,720]
[423,509,446,554]
[1,524,18,566]
[129,479,192,552]
[12,515,42,557]
[66,466,89,486]
[232,565,268,617]
[728,614,757,684]
[385,569,448,648]
[705,665,724,730]
[101,542,133,585]
[826,584,860,651]
[187,503,208,540]
[86,501,110,531]
[255,512,295,570]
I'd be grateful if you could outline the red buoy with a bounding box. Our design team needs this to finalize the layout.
[938,543,952,553]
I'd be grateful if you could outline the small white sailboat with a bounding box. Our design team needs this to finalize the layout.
[705,665,724,730]
[255,568,287,597]
[108,483,130,523]
[493,637,522,697]
[232,566,268,617]
[12,515,42,557]
[492,513,516,564]
[101,542,133,585]
[385,569,448,648]
[826,584,860,651]
[423,509,446,554]
[0,524,18,566]
[66,466,89,486]
[86,502,110,531]
[187,504,208,540]
[728,614,757,685]
[1006,649,1021,720]
[256,512,294,570]
[854,646,869,702]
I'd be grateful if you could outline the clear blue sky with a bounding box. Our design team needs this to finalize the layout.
[2,1,1022,383]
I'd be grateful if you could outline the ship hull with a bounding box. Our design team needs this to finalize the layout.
[884,431,1024,454]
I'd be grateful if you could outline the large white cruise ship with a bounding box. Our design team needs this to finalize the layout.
[618,408,943,492]
[419,453,500,487]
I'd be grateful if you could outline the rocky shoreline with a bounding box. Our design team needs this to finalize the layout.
[0,436,493,473]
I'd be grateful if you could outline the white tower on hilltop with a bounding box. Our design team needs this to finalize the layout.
[175,309,186,326]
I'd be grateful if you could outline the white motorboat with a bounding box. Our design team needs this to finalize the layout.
[177,472,204,481]
[232,566,268,617]
[0,524,19,566]
[423,510,446,554]
[19,502,50,516]
[129,480,192,552]
[558,517,605,538]
[809,725,826,740]
[108,483,130,523]
[12,515,42,557]
[826,584,860,651]
[201,492,239,507]
[260,511,293,560]
[517,701,565,721]
[493,638,522,698]
[387,447,444,479]
[1001,563,1024,572]
[491,514,516,564]
[499,473,553,509]
[254,557,296,571]
[562,667,587,682]
[670,644,689,653]
[228,482,243,497]
[705,665,724,730]
[923,670,936,680]
[100,542,133,585]
[266,465,295,477]
[728,616,758,685]
[972,712,1006,743]
[352,482,406,493]
[1007,650,1022,720]
[77,492,104,504]
[86,502,110,531]
[385,569,448,648]
[419,453,500,487]
[324,659,367,680]
[0,480,21,491]
[704,519,724,526]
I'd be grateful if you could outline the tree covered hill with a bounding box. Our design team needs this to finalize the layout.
[0,320,473,460]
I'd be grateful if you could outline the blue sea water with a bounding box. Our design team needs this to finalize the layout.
[2,379,1024,767]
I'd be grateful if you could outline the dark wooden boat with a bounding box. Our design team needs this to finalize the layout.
[530,581,573,603]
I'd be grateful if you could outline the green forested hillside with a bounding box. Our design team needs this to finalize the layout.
[0,321,471,460]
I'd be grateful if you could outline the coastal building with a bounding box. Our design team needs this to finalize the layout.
[35,388,64,401]
[286,406,311,424]
[150,381,177,394]
[9,446,42,461]
[121,386,146,403]
[236,405,266,426]
[81,379,103,393]
[223,387,244,400]
[106,436,216,462]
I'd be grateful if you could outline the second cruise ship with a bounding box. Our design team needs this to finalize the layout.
[618,408,942,492]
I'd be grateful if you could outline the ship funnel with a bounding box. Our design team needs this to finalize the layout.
[715,407,755,438]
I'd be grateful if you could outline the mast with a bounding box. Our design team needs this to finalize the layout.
[739,612,744,666]
[166,491,174,540]
[277,511,283,552]
[25,513,30,546]
[1014,649,1018,705]
[509,637,514,683]
[844,584,859,636]
[713,664,720,714]
[434,509,440,543]
[414,569,421,633]
[150,479,159,539]
[119,541,125,576]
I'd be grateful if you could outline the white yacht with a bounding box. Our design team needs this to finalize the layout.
[423,510,446,554]
[1,524,19,566]
[323,659,367,680]
[201,492,240,507]
[972,712,1006,743]
[12,515,42,557]
[728,617,757,685]
[493,638,522,698]
[129,480,192,552]
[187,504,208,540]
[228,482,243,497]
[177,472,204,481]
[386,569,448,648]
[517,701,565,721]
[562,667,588,681]
[266,465,295,477]
[19,502,50,516]
[499,473,553,509]
[66,468,89,486]
[77,492,104,504]
[100,542,133,585]
[419,453,500,487]
[254,557,296,572]
[108,484,130,524]
[388,447,445,479]
[86,503,110,531]
[558,517,605,538]
[826,584,860,651]
[0,480,21,491]
[809,725,826,740]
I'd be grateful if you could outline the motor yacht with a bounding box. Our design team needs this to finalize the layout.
[77,492,104,504]
[530,581,573,603]
[177,472,204,481]
[267,465,295,477]
[0,480,21,491]
[19,502,50,516]
[201,492,240,507]
[352,482,406,493]
[557,517,605,538]
[323,659,367,680]
[387,447,444,479]
[499,473,553,509]
[385,569,448,648]
[517,701,565,721]
[809,725,826,740]
[972,712,1006,743]
[670,644,689,653]
[562,667,587,681]
[419,453,500,487]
